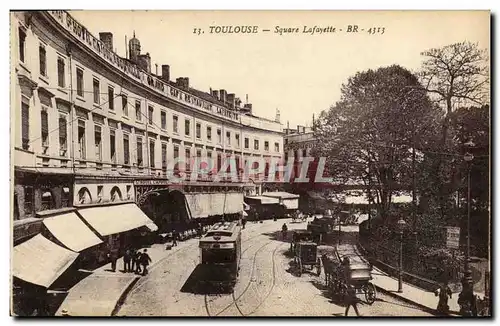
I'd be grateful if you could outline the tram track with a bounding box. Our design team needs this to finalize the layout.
[205,238,274,316]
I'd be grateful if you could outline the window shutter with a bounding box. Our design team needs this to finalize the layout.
[21,102,30,144]
[59,116,67,139]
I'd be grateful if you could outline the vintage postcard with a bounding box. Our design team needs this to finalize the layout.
[10,10,490,317]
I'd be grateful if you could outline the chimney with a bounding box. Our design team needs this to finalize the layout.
[138,53,151,73]
[219,89,227,104]
[99,32,113,50]
[297,125,301,133]
[235,97,242,109]
[176,77,183,87]
[184,77,189,89]
[161,65,170,81]
[155,64,158,75]
[212,90,219,100]
[227,93,235,109]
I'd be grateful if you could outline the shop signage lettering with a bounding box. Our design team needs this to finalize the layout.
[48,11,240,122]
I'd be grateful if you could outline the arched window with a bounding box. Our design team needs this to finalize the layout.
[41,190,54,210]
[110,187,122,202]
[77,187,92,204]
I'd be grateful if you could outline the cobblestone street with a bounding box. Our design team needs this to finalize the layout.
[116,220,432,317]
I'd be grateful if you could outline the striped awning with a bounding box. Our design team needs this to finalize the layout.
[43,211,102,252]
[77,203,154,237]
[13,234,79,288]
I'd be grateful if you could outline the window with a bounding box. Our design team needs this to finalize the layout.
[264,141,269,152]
[217,129,222,144]
[148,106,154,125]
[185,148,191,171]
[161,111,167,129]
[122,95,128,116]
[78,187,92,204]
[254,139,259,150]
[123,134,130,165]
[41,190,54,211]
[97,185,103,202]
[110,187,122,202]
[59,115,67,153]
[39,44,46,76]
[185,119,190,136]
[135,100,141,121]
[108,86,114,110]
[126,185,132,200]
[93,79,100,104]
[76,68,84,97]
[244,137,249,149]
[137,137,143,166]
[275,142,280,152]
[207,151,212,159]
[173,115,178,133]
[196,123,201,139]
[110,129,116,163]
[19,27,26,62]
[161,143,167,171]
[236,134,240,147]
[21,99,30,150]
[57,57,65,88]
[173,146,179,171]
[217,153,222,172]
[226,131,231,145]
[207,126,212,141]
[303,148,307,157]
[61,187,70,208]
[196,149,202,158]
[78,120,86,159]
[149,139,155,168]
[41,110,48,147]
[94,125,102,161]
[24,186,33,215]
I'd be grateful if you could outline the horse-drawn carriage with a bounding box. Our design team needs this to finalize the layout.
[294,242,321,277]
[321,253,377,304]
[307,217,337,244]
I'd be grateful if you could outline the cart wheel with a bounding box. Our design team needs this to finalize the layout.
[316,258,321,276]
[364,283,377,305]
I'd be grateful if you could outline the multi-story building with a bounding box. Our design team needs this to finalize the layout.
[11,11,284,244]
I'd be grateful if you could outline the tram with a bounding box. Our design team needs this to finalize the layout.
[199,221,242,289]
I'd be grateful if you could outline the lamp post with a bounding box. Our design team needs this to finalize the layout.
[397,218,407,293]
[459,140,475,313]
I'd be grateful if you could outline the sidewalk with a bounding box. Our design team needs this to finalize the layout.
[55,237,200,316]
[352,244,485,316]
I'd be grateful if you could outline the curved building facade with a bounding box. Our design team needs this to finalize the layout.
[11,11,284,242]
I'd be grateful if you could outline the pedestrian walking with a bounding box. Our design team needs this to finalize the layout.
[281,223,288,240]
[108,249,118,272]
[344,284,361,316]
[134,250,142,274]
[123,249,132,273]
[172,229,178,247]
[435,280,452,315]
[140,249,152,276]
[458,280,477,316]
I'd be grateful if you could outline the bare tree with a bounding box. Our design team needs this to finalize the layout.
[420,41,489,117]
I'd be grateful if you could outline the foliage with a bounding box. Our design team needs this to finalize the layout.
[313,65,440,221]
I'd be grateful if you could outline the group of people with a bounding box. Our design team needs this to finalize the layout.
[121,249,152,276]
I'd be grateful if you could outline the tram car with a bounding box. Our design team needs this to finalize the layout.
[199,221,242,289]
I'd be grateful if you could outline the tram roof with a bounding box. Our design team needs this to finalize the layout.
[201,221,241,242]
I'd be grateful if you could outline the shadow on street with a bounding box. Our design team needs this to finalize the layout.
[180,264,234,295]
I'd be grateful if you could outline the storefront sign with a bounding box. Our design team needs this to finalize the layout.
[134,180,170,186]
[445,226,460,249]
[48,11,242,123]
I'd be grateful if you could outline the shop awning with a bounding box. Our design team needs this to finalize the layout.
[13,234,79,288]
[43,212,103,252]
[262,192,300,199]
[77,203,154,236]
[145,222,159,232]
[245,196,280,205]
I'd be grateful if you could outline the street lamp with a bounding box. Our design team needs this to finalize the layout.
[397,218,407,293]
[459,140,475,313]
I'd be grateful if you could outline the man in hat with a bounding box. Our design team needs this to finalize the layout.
[140,249,152,276]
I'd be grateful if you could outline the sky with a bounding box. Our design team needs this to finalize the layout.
[70,10,489,128]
